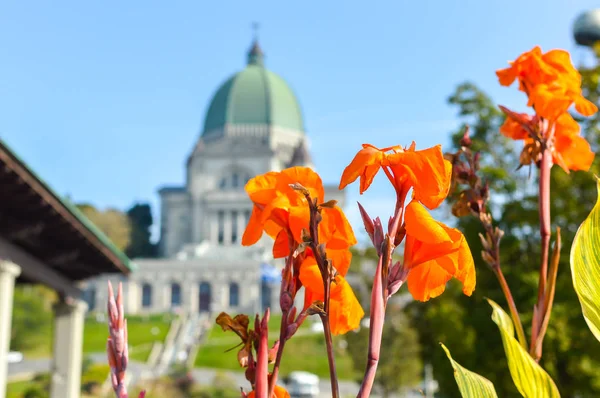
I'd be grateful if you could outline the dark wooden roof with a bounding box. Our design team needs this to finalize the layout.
[0,139,133,284]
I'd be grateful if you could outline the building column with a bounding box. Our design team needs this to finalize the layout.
[189,280,199,314]
[192,198,202,243]
[0,261,21,398]
[50,299,87,398]
[210,212,218,244]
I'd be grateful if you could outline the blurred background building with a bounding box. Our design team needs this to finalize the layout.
[85,38,345,316]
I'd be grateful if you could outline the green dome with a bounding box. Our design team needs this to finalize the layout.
[202,42,305,135]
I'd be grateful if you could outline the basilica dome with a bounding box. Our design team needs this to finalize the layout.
[202,41,305,136]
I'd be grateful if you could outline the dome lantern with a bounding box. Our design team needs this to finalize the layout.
[573,9,600,47]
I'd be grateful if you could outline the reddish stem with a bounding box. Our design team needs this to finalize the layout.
[531,148,552,358]
[357,255,386,398]
[268,310,288,397]
[255,310,270,397]
[357,192,405,397]
[268,240,296,397]
[303,193,339,398]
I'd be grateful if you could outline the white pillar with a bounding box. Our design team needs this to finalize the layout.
[50,299,87,398]
[190,280,199,314]
[0,261,21,398]
[192,198,202,243]
[236,211,245,244]
[210,212,218,244]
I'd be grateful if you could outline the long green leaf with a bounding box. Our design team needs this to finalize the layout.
[487,299,560,398]
[441,343,498,398]
[570,177,600,342]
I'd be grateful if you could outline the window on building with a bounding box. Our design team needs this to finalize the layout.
[219,177,227,189]
[261,282,272,311]
[218,210,225,244]
[199,282,211,312]
[244,209,251,227]
[171,283,181,307]
[229,282,240,307]
[84,287,96,311]
[232,173,239,188]
[142,283,152,308]
[231,210,238,243]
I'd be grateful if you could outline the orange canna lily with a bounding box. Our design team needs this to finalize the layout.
[499,111,595,172]
[242,167,356,258]
[402,201,475,302]
[339,142,452,210]
[299,256,365,334]
[496,46,598,120]
[248,385,290,398]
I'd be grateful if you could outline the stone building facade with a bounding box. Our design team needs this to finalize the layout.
[85,39,344,316]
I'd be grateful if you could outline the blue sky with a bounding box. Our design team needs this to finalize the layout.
[1,1,598,242]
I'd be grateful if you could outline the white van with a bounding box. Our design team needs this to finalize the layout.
[285,371,320,397]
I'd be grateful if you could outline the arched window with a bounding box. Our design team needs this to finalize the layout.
[231,210,238,243]
[142,283,152,308]
[229,283,240,307]
[261,282,272,311]
[244,210,251,226]
[84,286,96,311]
[199,282,211,312]
[218,210,225,244]
[171,283,181,307]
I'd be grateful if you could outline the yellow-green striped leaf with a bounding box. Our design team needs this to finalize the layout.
[487,299,560,398]
[441,343,498,398]
[570,177,600,342]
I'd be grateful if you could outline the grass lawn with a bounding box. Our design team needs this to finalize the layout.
[83,314,173,361]
[195,315,357,380]
[21,313,173,361]
[6,380,31,398]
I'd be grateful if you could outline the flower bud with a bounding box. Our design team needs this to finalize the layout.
[460,126,472,148]
[357,202,375,243]
[280,292,293,312]
[286,323,299,339]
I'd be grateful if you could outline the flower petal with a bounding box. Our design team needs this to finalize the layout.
[406,260,453,302]
[404,201,452,245]
[387,145,451,209]
[329,275,364,335]
[339,145,384,193]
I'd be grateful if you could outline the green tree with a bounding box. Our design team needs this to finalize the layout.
[77,203,131,251]
[11,286,53,353]
[125,203,157,258]
[345,306,422,397]
[410,70,600,397]
[345,248,422,397]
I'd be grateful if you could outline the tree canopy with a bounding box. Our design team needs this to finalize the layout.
[409,55,600,397]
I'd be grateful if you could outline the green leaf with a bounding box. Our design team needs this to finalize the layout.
[487,299,560,398]
[570,177,600,342]
[441,343,498,398]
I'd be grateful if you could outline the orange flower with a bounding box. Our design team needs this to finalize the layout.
[499,111,534,140]
[499,111,594,172]
[299,256,365,334]
[553,118,594,171]
[339,142,452,210]
[402,201,475,301]
[248,385,290,398]
[242,167,356,258]
[496,46,597,120]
